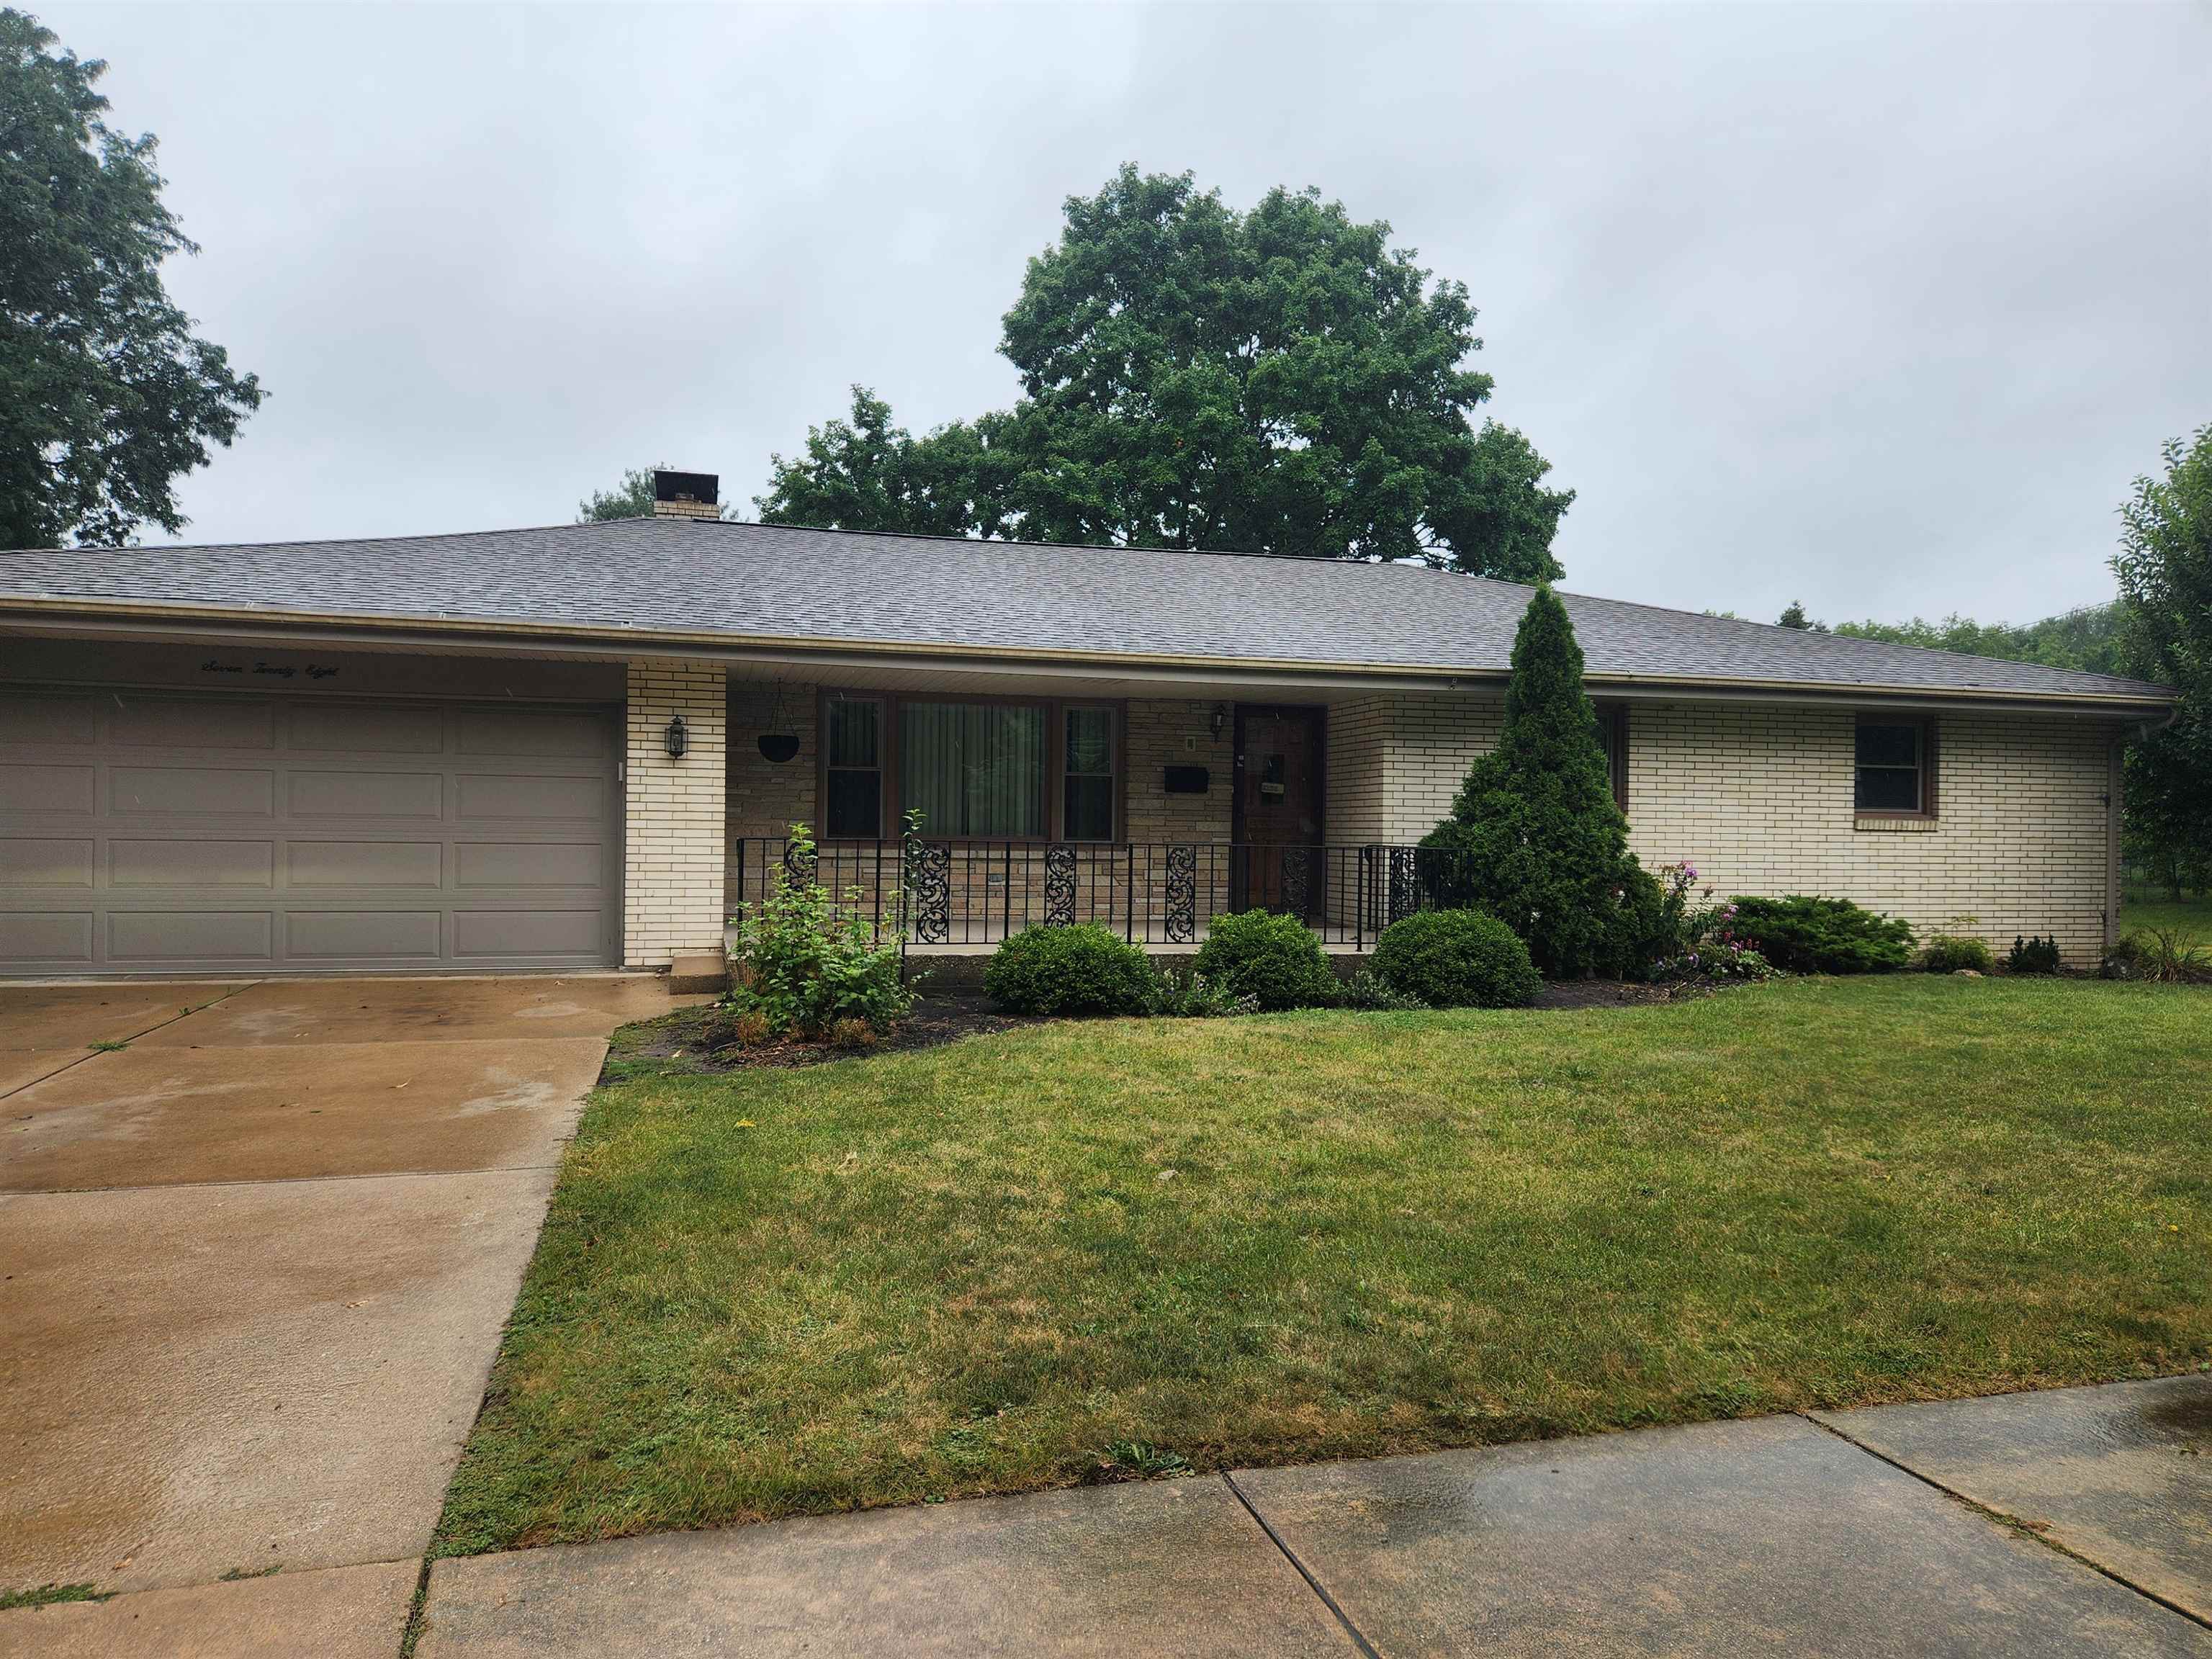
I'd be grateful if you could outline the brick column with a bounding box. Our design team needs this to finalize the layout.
[624,659,727,968]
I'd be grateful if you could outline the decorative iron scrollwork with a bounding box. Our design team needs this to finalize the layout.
[1164,845,1197,943]
[1043,844,1076,927]
[903,834,951,944]
[783,840,818,887]
[1387,845,1419,927]
[1281,846,1312,918]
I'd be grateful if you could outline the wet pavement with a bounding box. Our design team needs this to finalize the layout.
[0,974,686,1653]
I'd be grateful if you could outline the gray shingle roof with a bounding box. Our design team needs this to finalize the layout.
[0,516,2175,706]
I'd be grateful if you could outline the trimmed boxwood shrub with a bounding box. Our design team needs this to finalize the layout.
[1726,896,1915,974]
[1371,909,1539,1008]
[1920,933,1994,974]
[984,923,1157,1016]
[1192,909,1341,1010]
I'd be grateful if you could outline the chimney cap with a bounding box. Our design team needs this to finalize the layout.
[652,469,719,506]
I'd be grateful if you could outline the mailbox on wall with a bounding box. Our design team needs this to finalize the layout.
[1163,765,1210,794]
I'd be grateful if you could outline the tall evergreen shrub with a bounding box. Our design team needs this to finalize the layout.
[1419,587,1665,977]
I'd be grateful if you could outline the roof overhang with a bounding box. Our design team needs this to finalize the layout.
[0,594,2179,723]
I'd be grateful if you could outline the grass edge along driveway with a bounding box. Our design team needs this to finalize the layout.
[436,976,2212,1556]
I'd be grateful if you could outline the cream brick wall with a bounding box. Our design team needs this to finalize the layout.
[1333,691,2121,965]
[624,659,727,967]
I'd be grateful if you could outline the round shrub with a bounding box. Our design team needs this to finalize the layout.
[984,923,1157,1016]
[1920,933,1994,974]
[1192,909,1341,1010]
[1370,909,1540,1008]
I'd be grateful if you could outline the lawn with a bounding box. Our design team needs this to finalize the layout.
[436,976,2212,1556]
[2123,893,2212,938]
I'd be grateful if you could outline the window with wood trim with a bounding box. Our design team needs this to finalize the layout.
[817,692,1122,841]
[1596,702,1629,809]
[1854,716,1937,816]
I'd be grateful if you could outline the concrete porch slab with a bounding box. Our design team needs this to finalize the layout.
[0,984,247,1053]
[417,1478,1358,1658]
[0,1558,419,1659]
[0,1168,555,1596]
[134,973,687,1047]
[1812,1376,2212,1622]
[1,1037,609,1190]
[1229,1414,2210,1657]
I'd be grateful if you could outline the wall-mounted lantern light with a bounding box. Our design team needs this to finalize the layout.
[1209,703,1229,741]
[664,714,689,759]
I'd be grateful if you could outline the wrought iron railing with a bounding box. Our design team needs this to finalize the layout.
[729,837,1478,950]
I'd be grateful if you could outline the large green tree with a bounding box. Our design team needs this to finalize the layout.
[759,166,1570,580]
[2113,424,2212,897]
[1829,603,2127,676]
[1420,587,1662,976]
[1,9,263,548]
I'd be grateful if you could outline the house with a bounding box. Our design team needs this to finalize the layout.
[0,470,2175,979]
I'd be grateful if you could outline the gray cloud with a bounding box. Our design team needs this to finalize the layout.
[44,1,2212,624]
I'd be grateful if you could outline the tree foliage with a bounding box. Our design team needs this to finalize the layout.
[1,9,263,548]
[758,166,1570,580]
[1420,587,1663,977]
[2113,423,2212,896]
[577,466,736,523]
[1829,603,2128,675]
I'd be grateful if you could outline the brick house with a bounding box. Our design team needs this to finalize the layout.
[0,471,2175,978]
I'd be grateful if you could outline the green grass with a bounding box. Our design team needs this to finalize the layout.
[0,1583,110,1609]
[436,977,2212,1555]
[2123,894,2212,938]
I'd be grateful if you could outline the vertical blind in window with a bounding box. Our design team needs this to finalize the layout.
[824,698,883,838]
[1064,706,1115,840]
[901,703,1044,837]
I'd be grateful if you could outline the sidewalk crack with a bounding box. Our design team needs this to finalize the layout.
[1222,1470,1384,1659]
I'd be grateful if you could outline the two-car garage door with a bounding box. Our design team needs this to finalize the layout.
[0,686,621,975]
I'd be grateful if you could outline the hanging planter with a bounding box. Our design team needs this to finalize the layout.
[756,683,799,764]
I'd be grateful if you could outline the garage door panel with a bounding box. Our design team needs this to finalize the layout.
[286,910,442,961]
[289,702,444,755]
[456,773,602,822]
[1,763,96,814]
[113,765,276,817]
[454,841,601,889]
[0,696,96,746]
[108,697,274,750]
[111,840,276,889]
[1,688,618,974]
[290,770,444,819]
[452,909,602,960]
[109,911,274,962]
[0,838,93,886]
[286,840,444,889]
[456,708,609,758]
[1,912,94,964]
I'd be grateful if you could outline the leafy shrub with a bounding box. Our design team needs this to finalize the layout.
[1921,933,1994,974]
[1649,939,1779,984]
[729,823,914,1038]
[2008,934,2062,975]
[1145,966,1259,1018]
[1193,909,1343,1010]
[1370,909,1539,1008]
[1339,968,1429,1011]
[1725,896,1915,974]
[985,923,1159,1016]
[1419,588,1665,978]
[2102,928,2212,984]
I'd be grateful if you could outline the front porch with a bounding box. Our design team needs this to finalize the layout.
[729,836,1459,956]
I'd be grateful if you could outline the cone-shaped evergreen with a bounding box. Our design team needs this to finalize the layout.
[1419,586,1662,977]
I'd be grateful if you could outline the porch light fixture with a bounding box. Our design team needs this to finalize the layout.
[664,714,688,759]
[1209,703,1228,741]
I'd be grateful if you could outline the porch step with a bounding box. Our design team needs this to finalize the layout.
[667,953,729,996]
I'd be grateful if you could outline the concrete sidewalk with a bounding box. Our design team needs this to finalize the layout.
[413,1377,2212,1658]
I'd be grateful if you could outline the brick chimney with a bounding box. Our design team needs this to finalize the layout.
[651,469,721,520]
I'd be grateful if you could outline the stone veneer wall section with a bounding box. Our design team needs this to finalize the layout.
[725,679,822,911]
[624,659,727,967]
[1346,691,2120,964]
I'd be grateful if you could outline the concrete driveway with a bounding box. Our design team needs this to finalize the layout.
[0,974,680,1657]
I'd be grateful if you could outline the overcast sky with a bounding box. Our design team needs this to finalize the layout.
[40,1,2212,624]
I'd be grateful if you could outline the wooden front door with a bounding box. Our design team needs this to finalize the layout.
[1232,705,1325,919]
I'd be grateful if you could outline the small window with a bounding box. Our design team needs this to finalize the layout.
[1063,706,1117,841]
[1596,703,1628,809]
[1856,719,1933,814]
[824,698,883,838]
